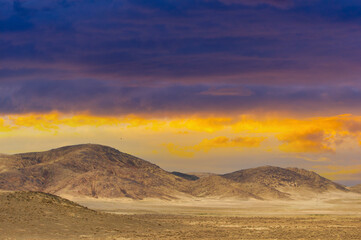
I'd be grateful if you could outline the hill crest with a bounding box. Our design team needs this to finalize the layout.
[0,144,353,200]
[222,166,348,199]
[0,144,188,199]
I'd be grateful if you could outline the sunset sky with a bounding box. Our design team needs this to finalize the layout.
[2,0,361,185]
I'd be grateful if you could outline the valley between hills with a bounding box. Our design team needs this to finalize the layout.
[1,144,361,240]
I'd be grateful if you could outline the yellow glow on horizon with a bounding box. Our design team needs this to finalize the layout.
[0,118,15,132]
[277,128,335,153]
[313,164,361,181]
[9,112,121,131]
[2,112,361,156]
[164,136,266,158]
[169,117,232,133]
[2,112,361,181]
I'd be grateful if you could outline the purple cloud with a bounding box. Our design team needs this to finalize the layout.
[220,0,294,8]
[0,79,361,116]
[2,0,361,115]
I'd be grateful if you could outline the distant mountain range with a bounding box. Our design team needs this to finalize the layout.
[0,144,357,200]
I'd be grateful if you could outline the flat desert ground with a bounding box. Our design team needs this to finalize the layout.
[1,191,361,240]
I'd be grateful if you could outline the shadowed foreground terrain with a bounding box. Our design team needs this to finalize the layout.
[2,191,361,240]
[0,191,157,240]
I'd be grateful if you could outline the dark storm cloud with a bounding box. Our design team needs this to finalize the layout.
[1,0,361,114]
[2,79,361,116]
[219,0,294,8]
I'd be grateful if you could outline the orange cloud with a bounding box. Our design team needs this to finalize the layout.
[163,143,196,158]
[231,114,361,153]
[5,112,361,156]
[9,112,120,131]
[292,155,330,162]
[313,164,361,181]
[231,115,344,134]
[277,128,335,153]
[5,112,361,176]
[194,136,266,151]
[163,136,266,157]
[6,112,233,133]
[169,117,232,133]
[0,118,15,132]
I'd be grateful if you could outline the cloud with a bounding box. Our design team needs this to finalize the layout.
[2,0,361,88]
[0,15,33,32]
[169,117,232,133]
[0,118,14,132]
[8,112,121,131]
[6,111,361,171]
[163,143,196,158]
[163,136,266,157]
[277,129,335,153]
[313,164,361,182]
[1,113,232,133]
[3,79,361,116]
[231,114,361,150]
[195,136,266,151]
[219,0,294,8]
[5,109,361,147]
[290,155,330,163]
[200,86,253,96]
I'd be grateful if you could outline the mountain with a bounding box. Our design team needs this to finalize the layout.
[0,144,350,200]
[350,184,361,193]
[0,144,189,199]
[186,175,262,199]
[223,166,348,199]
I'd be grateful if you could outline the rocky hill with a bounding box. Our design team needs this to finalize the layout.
[186,175,262,199]
[223,166,348,199]
[349,184,361,193]
[0,144,189,199]
[0,145,352,200]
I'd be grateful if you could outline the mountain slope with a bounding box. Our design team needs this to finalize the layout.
[0,145,351,200]
[0,191,158,239]
[0,144,188,199]
[223,166,348,199]
[349,184,361,193]
[186,175,262,199]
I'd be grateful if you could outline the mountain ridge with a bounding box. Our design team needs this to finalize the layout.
[0,144,353,200]
[0,144,189,199]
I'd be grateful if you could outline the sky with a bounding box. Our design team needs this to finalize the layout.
[1,0,361,185]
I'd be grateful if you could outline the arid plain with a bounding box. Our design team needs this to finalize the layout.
[2,191,361,240]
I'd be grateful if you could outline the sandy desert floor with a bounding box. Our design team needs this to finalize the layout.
[70,191,361,216]
[2,213,361,240]
[2,192,361,240]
